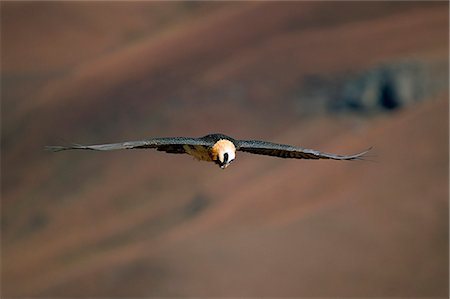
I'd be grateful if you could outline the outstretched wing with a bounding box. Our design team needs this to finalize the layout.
[236,139,370,160]
[46,137,212,154]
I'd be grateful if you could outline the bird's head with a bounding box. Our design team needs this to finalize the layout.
[212,139,236,169]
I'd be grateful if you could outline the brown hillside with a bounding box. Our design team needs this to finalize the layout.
[1,2,448,297]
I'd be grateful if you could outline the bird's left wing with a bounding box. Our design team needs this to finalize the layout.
[46,137,211,154]
[236,139,370,160]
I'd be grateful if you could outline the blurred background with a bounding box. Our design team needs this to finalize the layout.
[1,2,449,297]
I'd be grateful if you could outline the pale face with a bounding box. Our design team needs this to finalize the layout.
[212,139,236,169]
[218,149,236,169]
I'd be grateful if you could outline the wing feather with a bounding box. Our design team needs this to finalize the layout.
[46,137,211,154]
[236,140,370,160]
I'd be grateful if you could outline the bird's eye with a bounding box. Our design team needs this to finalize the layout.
[223,152,229,163]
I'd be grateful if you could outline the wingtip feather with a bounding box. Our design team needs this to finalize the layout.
[44,144,86,152]
[348,146,374,160]
[45,146,67,152]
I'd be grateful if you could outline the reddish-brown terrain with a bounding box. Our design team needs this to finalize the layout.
[1,2,448,297]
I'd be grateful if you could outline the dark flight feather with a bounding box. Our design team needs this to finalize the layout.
[235,139,370,160]
[46,133,371,161]
[45,137,211,154]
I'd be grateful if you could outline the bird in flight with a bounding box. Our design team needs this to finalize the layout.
[47,133,370,169]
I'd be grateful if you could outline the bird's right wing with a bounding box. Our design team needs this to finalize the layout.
[46,137,212,154]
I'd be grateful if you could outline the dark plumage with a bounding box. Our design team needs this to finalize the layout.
[47,133,371,169]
